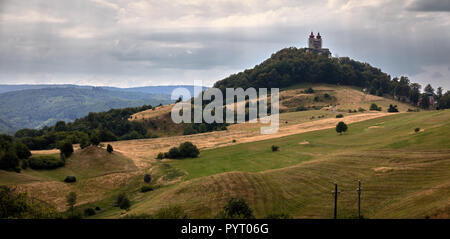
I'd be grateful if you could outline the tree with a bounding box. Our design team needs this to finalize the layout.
[106,144,113,153]
[336,121,348,135]
[59,141,74,158]
[178,142,199,158]
[437,87,443,100]
[388,104,399,113]
[420,94,430,109]
[116,192,131,210]
[90,133,100,146]
[219,198,254,219]
[424,84,435,95]
[66,192,77,218]
[370,103,381,111]
[144,174,151,183]
[14,142,31,159]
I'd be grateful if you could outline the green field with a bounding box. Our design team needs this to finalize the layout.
[122,110,450,218]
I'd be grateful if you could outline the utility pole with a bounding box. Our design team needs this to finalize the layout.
[357,180,362,219]
[332,182,339,219]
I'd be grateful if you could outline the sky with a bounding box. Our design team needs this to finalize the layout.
[0,0,449,89]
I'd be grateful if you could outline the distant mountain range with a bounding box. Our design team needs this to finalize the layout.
[0,84,206,96]
[0,84,206,133]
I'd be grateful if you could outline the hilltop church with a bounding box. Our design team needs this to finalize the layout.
[306,32,332,58]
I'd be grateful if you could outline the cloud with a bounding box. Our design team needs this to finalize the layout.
[0,0,449,89]
[407,0,450,12]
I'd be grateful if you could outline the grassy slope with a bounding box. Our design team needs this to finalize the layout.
[130,84,415,137]
[120,110,449,219]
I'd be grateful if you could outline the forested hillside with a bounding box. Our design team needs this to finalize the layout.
[0,87,171,132]
[214,47,449,109]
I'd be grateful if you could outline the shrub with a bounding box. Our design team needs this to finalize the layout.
[15,143,31,159]
[323,93,331,99]
[370,103,382,111]
[358,107,366,112]
[156,152,164,160]
[217,198,254,219]
[106,144,113,153]
[143,174,151,183]
[336,121,348,135]
[163,142,200,159]
[178,142,200,158]
[295,106,308,112]
[115,193,131,210]
[95,206,101,211]
[304,87,314,94]
[336,114,344,118]
[415,128,420,133]
[90,134,100,146]
[140,185,153,193]
[271,145,279,152]
[232,139,236,143]
[64,176,77,183]
[388,104,399,113]
[26,155,65,170]
[167,147,181,158]
[58,141,74,158]
[84,208,96,216]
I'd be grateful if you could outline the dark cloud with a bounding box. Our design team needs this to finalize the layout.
[0,0,449,88]
[407,0,450,12]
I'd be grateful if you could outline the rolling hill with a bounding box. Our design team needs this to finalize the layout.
[0,87,172,132]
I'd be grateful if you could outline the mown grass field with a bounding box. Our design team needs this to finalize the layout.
[117,110,449,219]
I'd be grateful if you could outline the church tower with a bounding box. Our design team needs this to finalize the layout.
[308,32,315,49]
[316,32,322,49]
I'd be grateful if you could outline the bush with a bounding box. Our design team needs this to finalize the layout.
[84,208,96,216]
[106,144,113,153]
[271,145,279,152]
[143,174,151,183]
[370,103,382,111]
[95,206,101,211]
[155,152,163,160]
[163,142,200,159]
[232,139,236,143]
[217,198,254,219]
[26,155,65,170]
[64,176,77,183]
[167,147,181,158]
[415,128,420,133]
[358,107,366,112]
[178,142,200,158]
[90,134,100,146]
[115,193,131,210]
[15,143,31,159]
[336,121,348,135]
[59,141,74,158]
[304,87,314,94]
[140,185,153,193]
[336,114,344,118]
[388,104,399,113]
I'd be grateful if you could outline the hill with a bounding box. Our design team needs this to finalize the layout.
[127,84,415,137]
[0,146,140,210]
[113,110,450,219]
[0,87,172,132]
[213,47,425,108]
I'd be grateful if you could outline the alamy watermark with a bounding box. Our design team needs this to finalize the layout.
[170,81,279,134]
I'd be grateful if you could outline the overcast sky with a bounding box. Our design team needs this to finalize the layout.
[0,0,449,89]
